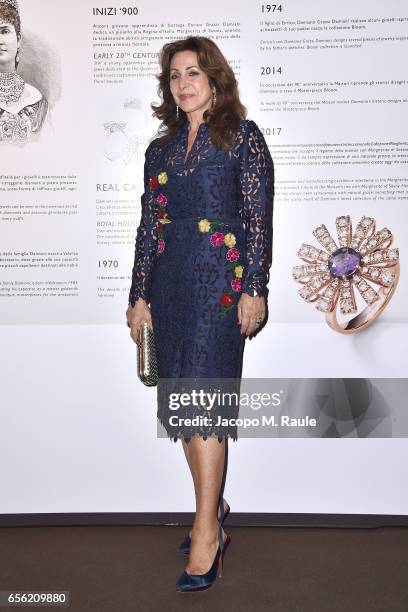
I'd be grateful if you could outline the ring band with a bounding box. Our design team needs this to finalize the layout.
[325,263,400,333]
[293,215,400,334]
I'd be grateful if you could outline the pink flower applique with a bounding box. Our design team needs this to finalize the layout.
[156,193,167,206]
[226,247,240,262]
[210,231,225,247]
[231,278,242,292]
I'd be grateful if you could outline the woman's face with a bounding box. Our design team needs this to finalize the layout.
[169,50,213,120]
[0,20,20,71]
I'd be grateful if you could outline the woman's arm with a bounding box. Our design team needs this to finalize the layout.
[238,120,274,300]
[128,144,157,307]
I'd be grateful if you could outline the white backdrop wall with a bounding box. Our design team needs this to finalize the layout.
[0,0,407,514]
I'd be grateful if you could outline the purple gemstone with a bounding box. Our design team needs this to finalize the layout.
[328,247,361,277]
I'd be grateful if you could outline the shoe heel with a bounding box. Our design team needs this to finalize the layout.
[218,496,230,525]
[217,555,223,578]
[217,532,231,579]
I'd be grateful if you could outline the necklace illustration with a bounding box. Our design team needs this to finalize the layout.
[0,71,25,105]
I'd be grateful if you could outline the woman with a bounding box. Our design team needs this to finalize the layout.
[0,0,48,145]
[126,36,274,592]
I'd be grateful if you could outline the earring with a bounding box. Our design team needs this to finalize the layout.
[212,89,216,108]
[176,105,179,120]
[15,49,20,65]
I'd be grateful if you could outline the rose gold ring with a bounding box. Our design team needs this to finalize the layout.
[293,215,400,334]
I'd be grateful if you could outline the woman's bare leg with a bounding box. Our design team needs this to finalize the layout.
[181,437,228,531]
[184,436,226,573]
[181,437,194,482]
[181,438,196,539]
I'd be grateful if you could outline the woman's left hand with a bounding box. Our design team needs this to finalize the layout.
[237,293,266,337]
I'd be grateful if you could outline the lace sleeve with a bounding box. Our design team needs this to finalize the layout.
[239,120,274,299]
[128,145,157,307]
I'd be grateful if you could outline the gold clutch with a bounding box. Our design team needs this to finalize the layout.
[136,323,158,386]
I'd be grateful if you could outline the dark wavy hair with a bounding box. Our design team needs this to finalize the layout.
[0,4,21,69]
[0,5,20,35]
[150,36,247,150]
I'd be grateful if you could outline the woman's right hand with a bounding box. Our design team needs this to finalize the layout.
[126,298,153,344]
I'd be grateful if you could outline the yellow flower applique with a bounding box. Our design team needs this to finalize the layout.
[224,232,236,248]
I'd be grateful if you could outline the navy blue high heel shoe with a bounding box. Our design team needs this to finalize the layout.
[178,496,230,556]
[176,522,231,593]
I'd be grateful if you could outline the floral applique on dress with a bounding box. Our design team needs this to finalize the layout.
[198,218,244,316]
[149,169,172,255]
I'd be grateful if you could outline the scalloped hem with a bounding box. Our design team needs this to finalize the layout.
[157,415,238,443]
[171,432,238,444]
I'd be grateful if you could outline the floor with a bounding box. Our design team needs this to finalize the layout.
[1,525,407,611]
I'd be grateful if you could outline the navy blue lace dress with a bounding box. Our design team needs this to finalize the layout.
[129,118,274,442]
